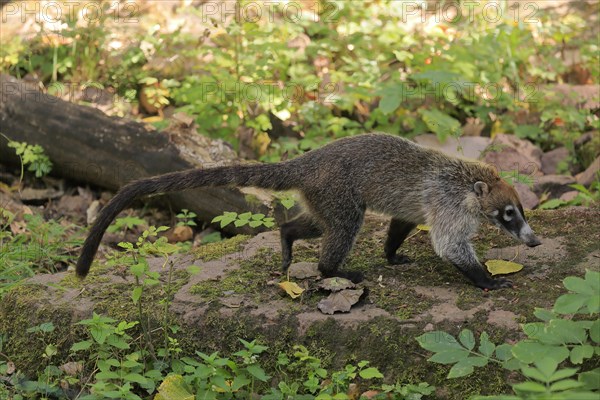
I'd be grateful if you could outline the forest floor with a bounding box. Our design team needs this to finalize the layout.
[2,204,598,399]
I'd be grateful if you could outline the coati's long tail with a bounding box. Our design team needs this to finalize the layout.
[76,163,294,278]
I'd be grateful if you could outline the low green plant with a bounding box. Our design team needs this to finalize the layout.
[1,134,52,179]
[106,216,146,234]
[72,314,162,400]
[0,212,82,297]
[212,211,275,229]
[500,170,535,188]
[538,182,600,210]
[176,209,197,227]
[417,270,600,399]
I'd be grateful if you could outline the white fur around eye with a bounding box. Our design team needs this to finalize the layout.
[491,210,499,217]
[503,205,514,222]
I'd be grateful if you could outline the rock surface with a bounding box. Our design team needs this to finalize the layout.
[514,183,539,210]
[533,174,577,198]
[541,147,569,175]
[482,134,543,175]
[576,155,600,186]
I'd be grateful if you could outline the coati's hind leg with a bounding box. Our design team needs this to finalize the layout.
[280,213,323,273]
[384,218,416,265]
[317,209,365,283]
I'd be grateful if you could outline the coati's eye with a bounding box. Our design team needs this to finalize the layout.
[503,206,515,221]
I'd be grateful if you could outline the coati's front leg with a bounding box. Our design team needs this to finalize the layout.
[431,231,513,290]
[280,213,323,273]
[440,240,512,290]
[384,218,416,265]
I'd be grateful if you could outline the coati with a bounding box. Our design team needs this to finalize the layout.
[76,133,541,290]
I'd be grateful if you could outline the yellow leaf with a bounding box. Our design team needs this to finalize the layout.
[278,281,304,299]
[417,224,431,231]
[485,259,523,276]
[155,374,194,400]
[142,116,164,123]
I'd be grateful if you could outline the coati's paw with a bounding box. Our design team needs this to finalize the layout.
[323,270,364,284]
[479,277,513,290]
[387,254,412,265]
[340,271,365,284]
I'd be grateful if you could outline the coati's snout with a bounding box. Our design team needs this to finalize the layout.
[491,204,542,248]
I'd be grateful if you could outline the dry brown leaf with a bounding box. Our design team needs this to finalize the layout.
[317,288,364,314]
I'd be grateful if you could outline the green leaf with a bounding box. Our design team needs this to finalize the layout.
[280,198,295,209]
[538,199,567,210]
[447,361,473,379]
[587,295,600,314]
[535,357,558,379]
[234,219,248,227]
[590,319,600,343]
[246,364,270,382]
[512,342,569,364]
[130,263,146,278]
[106,335,130,350]
[549,379,583,392]
[533,308,556,321]
[124,373,149,385]
[459,329,475,351]
[478,332,496,357]
[570,345,594,364]
[419,109,461,142]
[358,367,383,379]
[520,366,547,383]
[579,368,600,391]
[238,212,252,221]
[512,381,547,393]
[417,331,463,352]
[96,370,120,380]
[377,83,404,115]
[249,220,263,228]
[71,340,92,352]
[231,375,252,391]
[564,276,594,295]
[585,270,600,291]
[251,213,265,220]
[132,287,142,304]
[549,368,579,383]
[495,344,513,361]
[428,349,470,364]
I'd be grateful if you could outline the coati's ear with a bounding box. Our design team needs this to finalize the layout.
[474,181,489,197]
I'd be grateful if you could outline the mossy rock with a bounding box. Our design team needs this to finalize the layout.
[1,207,599,399]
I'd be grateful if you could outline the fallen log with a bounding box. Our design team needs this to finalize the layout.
[0,74,280,233]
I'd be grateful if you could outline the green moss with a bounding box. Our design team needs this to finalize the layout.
[243,193,261,205]
[0,284,80,376]
[190,248,278,301]
[193,234,250,261]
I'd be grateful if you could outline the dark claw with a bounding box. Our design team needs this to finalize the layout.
[479,278,513,290]
[387,254,412,265]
